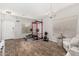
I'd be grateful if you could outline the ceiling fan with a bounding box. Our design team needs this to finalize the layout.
[38,3,56,20]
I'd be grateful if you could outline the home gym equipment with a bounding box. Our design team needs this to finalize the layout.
[31,20,43,40]
[43,32,49,42]
[24,33,33,41]
[24,20,43,41]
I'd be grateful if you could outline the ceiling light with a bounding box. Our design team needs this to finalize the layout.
[5,11,12,14]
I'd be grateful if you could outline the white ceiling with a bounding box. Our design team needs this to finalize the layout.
[0,3,74,19]
[52,3,75,12]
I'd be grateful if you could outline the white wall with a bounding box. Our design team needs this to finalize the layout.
[0,14,23,39]
[1,14,32,39]
[2,15,16,39]
[53,16,77,38]
[43,17,57,42]
[54,4,79,40]
[43,4,79,42]
[0,13,1,41]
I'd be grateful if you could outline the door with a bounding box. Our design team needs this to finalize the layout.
[15,20,22,38]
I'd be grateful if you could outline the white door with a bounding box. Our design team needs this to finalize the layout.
[2,20,15,40]
[15,20,22,38]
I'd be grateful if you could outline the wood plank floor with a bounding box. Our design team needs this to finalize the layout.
[0,50,2,56]
[5,39,66,56]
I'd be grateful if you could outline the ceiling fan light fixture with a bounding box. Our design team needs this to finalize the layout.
[6,10,12,14]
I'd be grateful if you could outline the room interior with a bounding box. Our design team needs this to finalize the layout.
[0,3,79,56]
